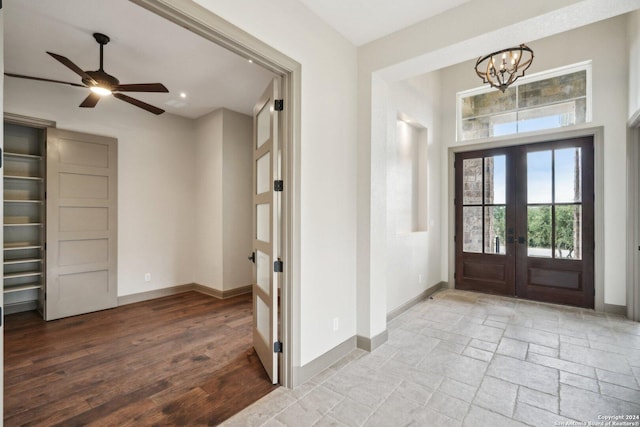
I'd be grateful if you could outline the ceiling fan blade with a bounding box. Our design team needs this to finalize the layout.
[113,93,165,115]
[79,92,101,108]
[114,83,169,93]
[46,52,97,85]
[4,72,87,88]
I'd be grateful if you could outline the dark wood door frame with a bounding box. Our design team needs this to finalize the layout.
[454,137,595,308]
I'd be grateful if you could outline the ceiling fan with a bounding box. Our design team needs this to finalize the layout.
[5,33,169,115]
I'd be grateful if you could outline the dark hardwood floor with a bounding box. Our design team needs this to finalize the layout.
[4,291,277,426]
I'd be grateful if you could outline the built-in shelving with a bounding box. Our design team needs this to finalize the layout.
[4,122,46,315]
[4,175,44,181]
[4,282,42,292]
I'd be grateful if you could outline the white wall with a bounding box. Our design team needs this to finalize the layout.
[194,109,224,289]
[4,78,197,297]
[222,110,253,291]
[438,16,630,306]
[193,0,359,366]
[358,1,640,339]
[630,10,640,120]
[386,74,442,313]
[194,108,253,291]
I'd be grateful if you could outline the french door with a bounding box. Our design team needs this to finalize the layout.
[252,78,281,384]
[455,137,594,308]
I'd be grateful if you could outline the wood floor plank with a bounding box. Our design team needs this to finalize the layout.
[4,291,277,426]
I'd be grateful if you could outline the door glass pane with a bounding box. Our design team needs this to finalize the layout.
[463,158,482,204]
[463,206,482,253]
[527,151,552,203]
[257,152,271,195]
[484,155,506,204]
[555,205,582,260]
[555,148,582,203]
[256,102,270,148]
[257,203,270,242]
[256,295,270,342]
[484,206,506,254]
[528,205,552,258]
[256,250,270,294]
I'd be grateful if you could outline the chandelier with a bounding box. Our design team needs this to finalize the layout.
[474,44,534,92]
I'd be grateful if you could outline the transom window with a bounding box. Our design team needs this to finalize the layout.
[457,62,591,141]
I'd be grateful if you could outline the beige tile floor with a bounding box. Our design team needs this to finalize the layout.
[222,289,640,426]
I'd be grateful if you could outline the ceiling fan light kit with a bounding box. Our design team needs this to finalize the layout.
[6,32,169,115]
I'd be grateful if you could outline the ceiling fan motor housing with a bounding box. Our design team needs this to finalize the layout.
[83,70,120,90]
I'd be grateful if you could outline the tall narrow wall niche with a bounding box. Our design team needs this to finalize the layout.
[3,122,47,316]
[390,116,428,234]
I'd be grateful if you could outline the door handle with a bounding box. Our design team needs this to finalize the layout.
[248,252,256,263]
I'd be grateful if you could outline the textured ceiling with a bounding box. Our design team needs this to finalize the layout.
[297,0,472,45]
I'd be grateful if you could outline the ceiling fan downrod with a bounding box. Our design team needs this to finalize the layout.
[93,33,110,72]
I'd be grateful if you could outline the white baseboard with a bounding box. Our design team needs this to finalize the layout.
[604,303,627,316]
[293,336,356,387]
[356,329,388,352]
[117,283,252,306]
[387,281,447,322]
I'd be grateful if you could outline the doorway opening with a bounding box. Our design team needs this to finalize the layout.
[455,136,595,308]
[2,2,300,423]
[128,0,301,389]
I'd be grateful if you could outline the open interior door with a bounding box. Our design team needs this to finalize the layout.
[252,78,281,384]
[46,129,117,320]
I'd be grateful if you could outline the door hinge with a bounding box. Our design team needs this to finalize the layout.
[454,272,457,279]
[454,235,456,242]
[274,99,284,111]
[0,306,2,327]
[0,147,3,168]
[274,259,283,273]
[274,341,283,353]
[274,180,284,192]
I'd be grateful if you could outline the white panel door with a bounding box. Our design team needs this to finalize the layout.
[46,129,117,320]
[253,78,281,384]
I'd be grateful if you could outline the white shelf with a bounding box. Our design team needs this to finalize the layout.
[4,123,46,315]
[4,152,43,160]
[4,282,43,293]
[4,244,43,251]
[4,270,43,280]
[4,175,44,181]
[4,258,43,265]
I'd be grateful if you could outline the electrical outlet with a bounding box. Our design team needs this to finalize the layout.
[333,317,339,331]
[144,273,151,282]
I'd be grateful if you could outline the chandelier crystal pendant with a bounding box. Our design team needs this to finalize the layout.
[474,44,534,92]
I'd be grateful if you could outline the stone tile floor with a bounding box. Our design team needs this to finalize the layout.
[222,289,640,426]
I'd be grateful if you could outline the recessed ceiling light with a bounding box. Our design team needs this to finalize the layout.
[248,59,253,64]
[180,92,187,98]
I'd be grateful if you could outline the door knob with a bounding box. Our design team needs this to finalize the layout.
[248,252,256,263]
